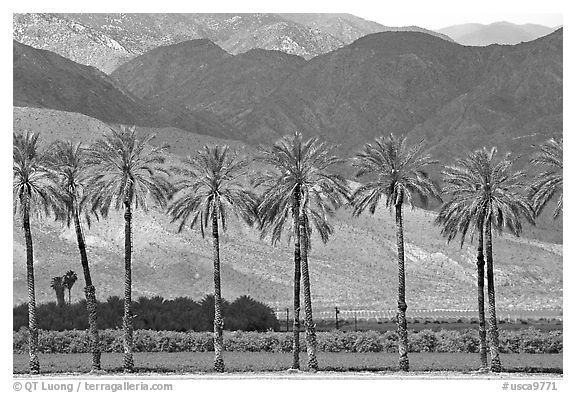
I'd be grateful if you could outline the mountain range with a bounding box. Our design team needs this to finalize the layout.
[14,13,452,74]
[12,14,563,311]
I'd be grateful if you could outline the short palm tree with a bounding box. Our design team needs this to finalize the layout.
[87,125,172,372]
[13,131,61,374]
[528,137,562,219]
[167,145,258,372]
[438,147,534,372]
[50,276,66,307]
[49,140,101,370]
[350,134,441,372]
[254,132,349,371]
[63,270,78,305]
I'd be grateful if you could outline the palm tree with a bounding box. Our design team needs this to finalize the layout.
[13,131,61,374]
[167,145,258,372]
[63,270,78,305]
[528,137,562,219]
[254,132,349,371]
[435,172,489,369]
[87,125,172,372]
[48,140,101,370]
[438,147,534,372]
[350,134,441,372]
[50,276,66,307]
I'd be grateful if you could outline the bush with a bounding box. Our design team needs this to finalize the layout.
[13,294,279,332]
[13,328,562,355]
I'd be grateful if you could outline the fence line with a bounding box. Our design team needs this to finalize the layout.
[274,308,563,321]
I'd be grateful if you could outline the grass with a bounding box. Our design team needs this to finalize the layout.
[13,352,562,374]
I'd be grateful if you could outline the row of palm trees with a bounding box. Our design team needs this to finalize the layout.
[13,126,562,375]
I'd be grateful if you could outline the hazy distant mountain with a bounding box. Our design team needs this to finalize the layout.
[279,13,454,43]
[438,21,556,46]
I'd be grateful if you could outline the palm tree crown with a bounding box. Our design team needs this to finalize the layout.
[439,147,534,239]
[350,134,441,214]
[528,137,562,219]
[48,140,95,226]
[168,144,258,234]
[13,132,62,218]
[254,132,349,245]
[86,125,172,215]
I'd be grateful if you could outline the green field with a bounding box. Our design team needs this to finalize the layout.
[13,352,562,374]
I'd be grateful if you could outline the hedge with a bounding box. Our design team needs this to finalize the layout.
[13,327,562,354]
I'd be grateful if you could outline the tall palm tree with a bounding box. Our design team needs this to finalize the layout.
[87,125,172,372]
[528,137,562,219]
[167,145,258,372]
[63,270,78,305]
[438,147,534,372]
[254,132,349,371]
[50,276,66,307]
[49,140,102,370]
[435,173,489,369]
[350,134,441,372]
[13,131,61,374]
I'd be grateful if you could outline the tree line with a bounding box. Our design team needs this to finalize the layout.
[13,126,562,374]
[13,294,279,332]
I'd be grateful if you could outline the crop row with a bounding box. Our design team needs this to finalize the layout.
[13,327,562,354]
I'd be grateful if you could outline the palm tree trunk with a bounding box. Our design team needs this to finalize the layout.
[299,217,318,371]
[485,216,502,372]
[291,188,302,370]
[476,228,488,370]
[56,286,65,307]
[23,196,40,374]
[122,200,134,372]
[74,210,101,371]
[211,205,225,373]
[395,202,409,371]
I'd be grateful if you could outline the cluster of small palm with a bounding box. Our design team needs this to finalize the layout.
[49,270,77,307]
[13,126,562,375]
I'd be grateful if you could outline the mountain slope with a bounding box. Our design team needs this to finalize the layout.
[13,108,562,312]
[13,40,157,126]
[241,31,488,148]
[112,43,306,134]
[13,40,236,140]
[438,22,555,46]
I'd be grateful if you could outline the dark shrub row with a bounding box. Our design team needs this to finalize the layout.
[13,328,562,354]
[13,294,279,332]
